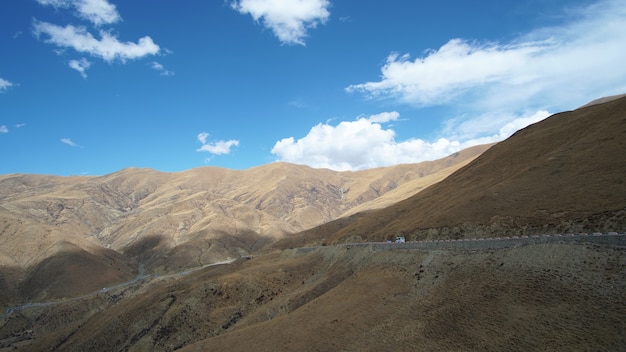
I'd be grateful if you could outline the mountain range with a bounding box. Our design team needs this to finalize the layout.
[0,143,490,304]
[0,95,625,351]
[282,93,626,247]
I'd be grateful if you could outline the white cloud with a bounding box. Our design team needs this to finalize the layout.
[150,61,174,76]
[327,0,625,170]
[197,132,209,145]
[364,111,399,123]
[69,58,91,78]
[0,123,27,134]
[74,0,121,26]
[346,0,626,111]
[0,78,13,92]
[36,0,121,26]
[231,0,330,45]
[151,61,164,70]
[346,39,549,106]
[35,0,71,7]
[33,21,160,62]
[454,110,551,146]
[271,110,550,171]
[288,98,307,108]
[61,138,80,147]
[196,132,239,155]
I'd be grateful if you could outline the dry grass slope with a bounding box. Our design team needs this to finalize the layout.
[5,241,623,351]
[1,96,625,351]
[0,145,486,308]
[300,95,626,244]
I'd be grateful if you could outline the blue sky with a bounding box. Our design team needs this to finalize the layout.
[1,0,625,175]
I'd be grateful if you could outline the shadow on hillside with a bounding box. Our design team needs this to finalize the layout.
[17,244,137,302]
[0,265,24,310]
[123,234,167,266]
[123,231,274,275]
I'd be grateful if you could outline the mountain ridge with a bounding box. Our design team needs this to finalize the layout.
[0,144,490,304]
[283,95,626,246]
[1,95,625,351]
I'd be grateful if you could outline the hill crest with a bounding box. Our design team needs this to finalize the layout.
[0,143,490,303]
[289,95,626,245]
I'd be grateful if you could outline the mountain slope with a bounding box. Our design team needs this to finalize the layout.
[8,240,624,351]
[2,97,625,351]
[0,145,488,306]
[289,95,626,245]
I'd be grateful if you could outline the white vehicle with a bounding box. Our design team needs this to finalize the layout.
[395,236,405,243]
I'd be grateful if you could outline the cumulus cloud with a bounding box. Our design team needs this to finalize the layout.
[231,0,330,45]
[365,111,399,123]
[271,110,550,171]
[346,39,549,106]
[196,132,240,155]
[0,123,28,134]
[61,138,80,147]
[325,0,626,170]
[451,110,551,146]
[36,0,121,26]
[197,132,209,145]
[346,0,626,110]
[74,0,121,25]
[69,58,91,78]
[33,21,160,62]
[0,78,13,93]
[150,61,174,76]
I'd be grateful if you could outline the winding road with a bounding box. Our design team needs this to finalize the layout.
[2,232,624,319]
[1,259,236,319]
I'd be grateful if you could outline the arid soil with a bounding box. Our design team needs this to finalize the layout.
[0,144,488,309]
[0,96,625,351]
[182,240,626,352]
[1,238,624,351]
[284,95,626,246]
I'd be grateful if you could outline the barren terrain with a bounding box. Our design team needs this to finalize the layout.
[282,95,626,247]
[0,144,488,307]
[2,236,624,351]
[0,96,625,351]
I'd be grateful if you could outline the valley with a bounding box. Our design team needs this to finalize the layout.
[1,95,625,351]
[3,232,624,322]
[2,233,624,351]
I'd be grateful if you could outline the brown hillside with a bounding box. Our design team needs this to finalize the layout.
[5,241,624,351]
[338,144,494,217]
[295,95,626,244]
[18,241,137,302]
[578,93,626,108]
[1,97,625,352]
[0,145,486,306]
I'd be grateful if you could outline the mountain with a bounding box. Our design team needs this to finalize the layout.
[577,93,626,108]
[0,144,488,305]
[5,236,624,351]
[283,95,626,246]
[1,97,625,351]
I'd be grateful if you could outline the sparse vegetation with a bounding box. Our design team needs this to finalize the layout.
[1,96,625,351]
